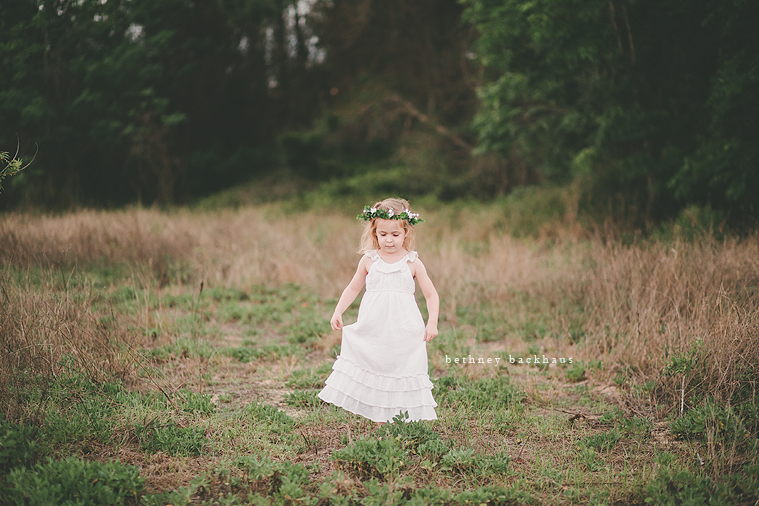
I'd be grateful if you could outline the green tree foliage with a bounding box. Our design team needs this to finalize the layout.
[3,0,754,220]
[0,0,321,207]
[275,0,479,193]
[2,0,143,205]
[313,0,476,125]
[463,0,759,222]
[0,150,26,195]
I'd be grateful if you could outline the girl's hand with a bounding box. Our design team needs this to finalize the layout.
[424,323,438,342]
[331,313,343,331]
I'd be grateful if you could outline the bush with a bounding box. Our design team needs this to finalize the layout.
[375,412,442,453]
[440,448,477,475]
[233,455,314,503]
[331,437,408,480]
[671,399,753,444]
[3,456,144,506]
[0,417,37,474]
[644,465,759,506]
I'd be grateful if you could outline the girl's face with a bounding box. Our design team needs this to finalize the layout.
[375,219,406,254]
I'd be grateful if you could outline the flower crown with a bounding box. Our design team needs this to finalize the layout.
[357,205,424,225]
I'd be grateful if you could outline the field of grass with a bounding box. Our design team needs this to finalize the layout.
[1,201,758,505]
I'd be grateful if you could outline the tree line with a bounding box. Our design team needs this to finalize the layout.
[1,0,756,224]
[464,0,758,226]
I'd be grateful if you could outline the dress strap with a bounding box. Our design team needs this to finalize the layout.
[364,250,380,261]
[406,251,418,262]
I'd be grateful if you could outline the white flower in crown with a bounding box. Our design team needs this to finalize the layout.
[387,208,395,217]
[369,207,377,213]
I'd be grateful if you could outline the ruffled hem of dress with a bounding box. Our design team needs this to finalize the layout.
[331,355,434,391]
[323,370,436,407]
[318,387,437,423]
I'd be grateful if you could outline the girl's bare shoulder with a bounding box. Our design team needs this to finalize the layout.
[408,253,429,277]
[357,253,373,273]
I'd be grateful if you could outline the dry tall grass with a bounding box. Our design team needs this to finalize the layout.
[580,237,759,410]
[1,206,757,418]
[0,270,138,420]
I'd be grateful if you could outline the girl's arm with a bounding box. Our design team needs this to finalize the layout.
[331,255,371,330]
[413,258,439,341]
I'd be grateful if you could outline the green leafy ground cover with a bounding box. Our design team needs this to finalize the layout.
[1,261,757,505]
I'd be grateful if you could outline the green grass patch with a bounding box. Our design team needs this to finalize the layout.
[136,421,207,456]
[226,343,306,363]
[580,429,620,452]
[146,338,218,361]
[434,375,522,411]
[285,362,333,389]
[243,402,296,435]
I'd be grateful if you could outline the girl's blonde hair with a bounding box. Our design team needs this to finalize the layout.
[358,197,417,253]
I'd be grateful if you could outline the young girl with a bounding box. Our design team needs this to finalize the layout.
[317,198,439,423]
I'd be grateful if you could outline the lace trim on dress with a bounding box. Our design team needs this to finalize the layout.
[317,387,438,422]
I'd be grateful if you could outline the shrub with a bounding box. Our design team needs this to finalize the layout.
[440,448,477,475]
[375,412,442,453]
[0,417,37,474]
[234,456,311,498]
[644,465,759,506]
[3,457,144,505]
[331,437,408,480]
[671,399,753,444]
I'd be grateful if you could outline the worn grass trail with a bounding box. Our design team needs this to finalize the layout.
[108,283,661,504]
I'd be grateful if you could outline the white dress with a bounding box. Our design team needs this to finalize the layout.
[318,250,438,422]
